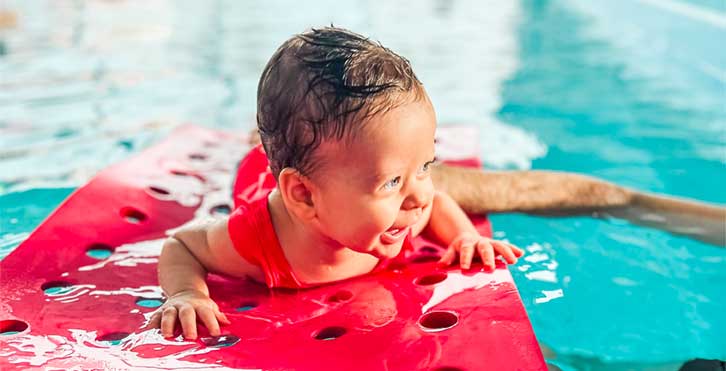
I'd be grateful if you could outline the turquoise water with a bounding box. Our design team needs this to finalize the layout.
[1,1,724,369]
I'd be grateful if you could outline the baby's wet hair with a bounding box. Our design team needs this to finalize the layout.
[257,26,424,178]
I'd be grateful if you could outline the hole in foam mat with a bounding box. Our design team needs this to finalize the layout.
[313,326,346,341]
[85,243,114,259]
[0,320,29,336]
[410,255,441,264]
[189,153,207,161]
[433,367,465,371]
[147,185,171,197]
[235,301,258,312]
[419,245,440,254]
[201,334,240,347]
[169,169,206,182]
[415,272,448,286]
[120,207,147,224]
[418,311,459,332]
[135,297,164,308]
[327,290,353,303]
[97,332,130,345]
[170,169,193,177]
[41,281,75,296]
[210,204,232,216]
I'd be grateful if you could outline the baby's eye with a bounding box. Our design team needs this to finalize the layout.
[382,176,401,190]
[419,160,434,174]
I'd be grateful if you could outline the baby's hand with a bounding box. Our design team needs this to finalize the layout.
[147,289,230,340]
[438,233,524,271]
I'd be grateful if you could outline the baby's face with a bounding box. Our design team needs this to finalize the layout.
[309,95,436,258]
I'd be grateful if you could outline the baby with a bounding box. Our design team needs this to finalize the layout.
[149,26,524,340]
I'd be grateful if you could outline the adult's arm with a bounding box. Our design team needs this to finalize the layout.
[431,164,725,246]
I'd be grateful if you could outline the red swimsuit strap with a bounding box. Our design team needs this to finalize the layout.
[227,195,306,289]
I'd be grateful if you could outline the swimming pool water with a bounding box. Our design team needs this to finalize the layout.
[1,1,724,369]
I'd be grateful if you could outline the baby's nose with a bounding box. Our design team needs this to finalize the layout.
[402,188,430,210]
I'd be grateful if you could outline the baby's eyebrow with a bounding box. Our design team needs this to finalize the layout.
[366,171,390,185]
[367,157,434,184]
[364,166,403,185]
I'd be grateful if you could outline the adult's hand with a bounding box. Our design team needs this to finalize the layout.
[432,164,725,246]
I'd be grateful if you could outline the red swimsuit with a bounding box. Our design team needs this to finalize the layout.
[228,194,308,288]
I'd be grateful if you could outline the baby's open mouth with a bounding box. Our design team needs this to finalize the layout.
[381,225,409,245]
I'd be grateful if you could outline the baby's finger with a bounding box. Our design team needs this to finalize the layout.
[438,246,457,266]
[215,309,231,325]
[510,243,525,257]
[493,241,518,264]
[160,306,178,337]
[198,306,221,336]
[476,239,495,271]
[145,310,162,330]
[459,240,475,269]
[178,305,198,340]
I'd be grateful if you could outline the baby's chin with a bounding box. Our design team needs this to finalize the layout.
[368,242,403,259]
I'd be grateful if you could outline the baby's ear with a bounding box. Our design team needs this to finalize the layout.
[277,168,316,221]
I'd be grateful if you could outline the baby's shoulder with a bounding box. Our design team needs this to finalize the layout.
[206,216,265,282]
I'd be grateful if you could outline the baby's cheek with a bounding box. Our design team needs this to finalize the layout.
[423,181,435,205]
[358,207,391,233]
[385,202,404,223]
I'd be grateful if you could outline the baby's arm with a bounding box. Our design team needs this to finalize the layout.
[422,191,524,270]
[148,218,263,339]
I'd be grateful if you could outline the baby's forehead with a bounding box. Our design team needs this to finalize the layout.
[306,95,436,174]
[312,136,374,167]
[308,135,385,178]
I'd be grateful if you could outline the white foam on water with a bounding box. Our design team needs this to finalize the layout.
[519,242,565,303]
[612,277,639,287]
[525,270,558,283]
[534,289,564,304]
[526,243,545,253]
[543,260,558,271]
[524,252,550,264]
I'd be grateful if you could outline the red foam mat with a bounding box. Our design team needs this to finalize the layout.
[0,124,545,370]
